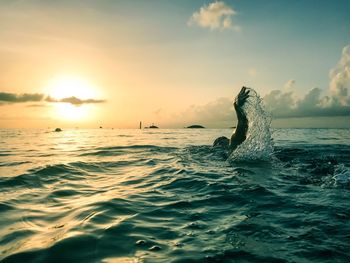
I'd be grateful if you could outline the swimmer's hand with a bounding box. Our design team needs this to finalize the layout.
[229,86,250,152]
[234,86,250,108]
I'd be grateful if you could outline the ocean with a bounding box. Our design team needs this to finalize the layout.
[0,128,350,263]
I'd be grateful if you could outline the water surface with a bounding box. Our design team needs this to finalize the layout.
[1,128,350,262]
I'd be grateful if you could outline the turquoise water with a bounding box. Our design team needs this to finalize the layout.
[1,128,350,262]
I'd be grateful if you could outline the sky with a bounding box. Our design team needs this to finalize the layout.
[1,0,350,128]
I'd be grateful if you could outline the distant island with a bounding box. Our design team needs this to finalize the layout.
[145,123,159,129]
[54,128,62,132]
[186,125,205,129]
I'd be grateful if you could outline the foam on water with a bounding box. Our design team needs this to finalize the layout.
[229,88,274,162]
[333,164,350,187]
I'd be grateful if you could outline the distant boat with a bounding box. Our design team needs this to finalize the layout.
[186,125,205,129]
[54,128,62,132]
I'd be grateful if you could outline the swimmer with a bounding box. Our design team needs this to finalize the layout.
[213,86,250,153]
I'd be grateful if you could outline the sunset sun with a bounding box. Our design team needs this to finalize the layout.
[45,75,99,121]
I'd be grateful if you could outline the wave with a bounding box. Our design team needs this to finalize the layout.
[1,128,349,262]
[0,161,31,167]
[80,145,178,156]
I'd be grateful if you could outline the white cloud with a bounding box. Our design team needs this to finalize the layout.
[283,79,296,91]
[263,86,350,118]
[263,45,350,118]
[264,89,295,117]
[177,97,234,127]
[179,44,350,124]
[261,45,350,118]
[188,1,240,31]
[329,44,350,106]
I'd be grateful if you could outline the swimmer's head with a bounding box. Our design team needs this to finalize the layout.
[213,136,229,148]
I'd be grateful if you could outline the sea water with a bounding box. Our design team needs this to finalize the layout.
[0,127,350,263]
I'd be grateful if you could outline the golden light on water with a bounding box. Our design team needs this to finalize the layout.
[45,75,99,121]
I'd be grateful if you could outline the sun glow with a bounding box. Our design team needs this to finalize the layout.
[54,103,89,121]
[47,75,98,100]
[45,75,99,121]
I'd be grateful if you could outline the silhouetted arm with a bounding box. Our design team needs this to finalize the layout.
[230,87,250,152]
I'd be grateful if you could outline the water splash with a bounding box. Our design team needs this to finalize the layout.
[228,87,274,162]
[332,164,350,187]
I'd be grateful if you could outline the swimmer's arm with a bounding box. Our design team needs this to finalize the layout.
[229,87,249,152]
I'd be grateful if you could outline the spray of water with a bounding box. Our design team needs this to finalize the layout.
[332,164,350,188]
[228,87,274,162]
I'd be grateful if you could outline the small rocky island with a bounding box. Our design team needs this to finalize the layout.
[186,125,205,129]
[145,123,159,129]
[54,128,62,132]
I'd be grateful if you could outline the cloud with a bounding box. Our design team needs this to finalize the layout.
[0,92,45,103]
[264,86,350,118]
[188,1,240,31]
[284,79,296,91]
[329,44,350,106]
[264,47,350,118]
[0,92,106,106]
[26,104,49,108]
[45,96,106,105]
[180,44,350,125]
[263,88,295,117]
[177,97,234,127]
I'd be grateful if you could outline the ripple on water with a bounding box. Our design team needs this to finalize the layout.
[1,128,350,262]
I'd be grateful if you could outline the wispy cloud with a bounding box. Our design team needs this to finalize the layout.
[0,92,45,103]
[45,96,105,105]
[188,1,240,31]
[0,92,106,106]
[26,104,49,108]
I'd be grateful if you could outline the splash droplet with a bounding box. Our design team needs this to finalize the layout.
[228,88,273,162]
